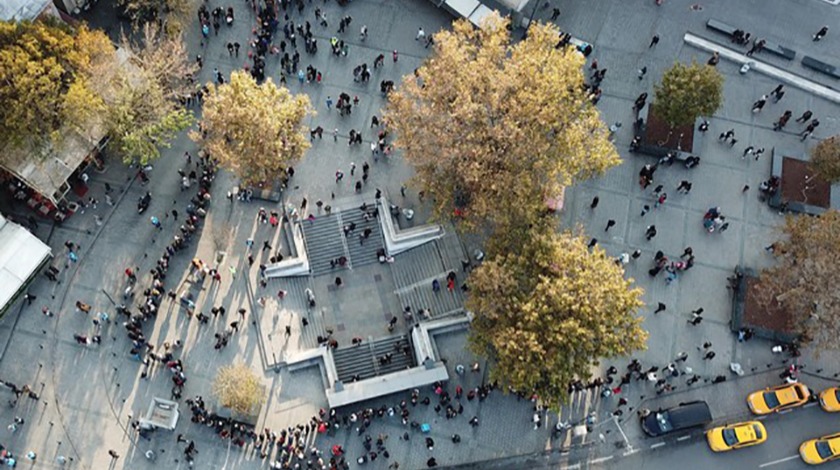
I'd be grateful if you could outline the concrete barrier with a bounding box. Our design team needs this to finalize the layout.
[378,198,444,256]
[264,222,310,278]
[326,364,449,408]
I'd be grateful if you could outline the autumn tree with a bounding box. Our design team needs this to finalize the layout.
[192,71,312,186]
[212,363,263,416]
[810,136,840,183]
[0,20,112,149]
[466,227,647,409]
[653,60,723,129]
[385,14,619,232]
[755,211,840,350]
[107,25,196,164]
[0,21,193,166]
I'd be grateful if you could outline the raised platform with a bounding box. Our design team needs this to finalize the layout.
[284,316,469,409]
[768,150,834,215]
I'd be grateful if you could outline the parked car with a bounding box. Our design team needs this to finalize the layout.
[641,401,712,437]
[747,383,810,415]
[800,432,840,465]
[706,421,767,452]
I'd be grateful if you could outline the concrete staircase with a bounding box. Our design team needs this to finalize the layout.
[391,242,446,287]
[300,214,347,276]
[267,277,328,349]
[392,241,466,319]
[338,205,384,269]
[332,334,415,383]
[396,279,465,319]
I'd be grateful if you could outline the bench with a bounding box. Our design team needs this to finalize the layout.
[634,145,692,163]
[706,18,737,37]
[802,56,840,79]
[705,19,795,60]
[761,40,795,61]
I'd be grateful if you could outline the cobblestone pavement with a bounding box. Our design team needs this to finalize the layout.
[0,0,838,469]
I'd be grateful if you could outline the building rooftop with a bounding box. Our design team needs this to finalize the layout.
[0,0,53,21]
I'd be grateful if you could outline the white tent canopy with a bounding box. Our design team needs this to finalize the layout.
[0,214,51,313]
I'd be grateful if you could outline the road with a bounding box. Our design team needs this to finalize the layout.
[596,403,839,470]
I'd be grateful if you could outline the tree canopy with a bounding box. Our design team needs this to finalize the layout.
[0,20,194,165]
[756,211,840,349]
[810,136,840,183]
[109,25,196,164]
[0,20,112,149]
[653,60,723,128]
[212,363,263,416]
[191,71,312,186]
[466,227,647,409]
[384,14,620,232]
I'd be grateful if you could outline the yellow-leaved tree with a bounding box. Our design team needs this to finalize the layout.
[385,14,619,232]
[0,20,195,166]
[466,226,648,409]
[212,363,263,416]
[191,71,312,186]
[0,20,112,149]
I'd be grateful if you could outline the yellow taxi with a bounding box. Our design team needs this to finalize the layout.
[819,387,840,412]
[706,421,767,452]
[747,382,810,415]
[800,432,840,465]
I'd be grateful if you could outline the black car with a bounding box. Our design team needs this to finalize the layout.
[641,401,712,437]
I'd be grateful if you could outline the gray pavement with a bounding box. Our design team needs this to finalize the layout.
[0,0,839,469]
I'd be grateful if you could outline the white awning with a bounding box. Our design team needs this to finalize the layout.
[0,215,52,313]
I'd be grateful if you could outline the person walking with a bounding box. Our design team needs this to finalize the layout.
[754,148,765,161]
[416,27,425,41]
[634,93,648,112]
[774,110,792,131]
[649,34,660,48]
[326,96,333,110]
[590,196,599,209]
[813,25,828,41]
[605,219,616,231]
[746,38,766,56]
[688,316,703,326]
[795,110,813,123]
[645,225,657,241]
[770,84,785,102]
[703,350,716,360]
[742,145,755,159]
[676,180,692,194]
[654,193,667,208]
[654,302,666,314]
[551,7,561,20]
[801,119,820,141]
[751,95,767,113]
